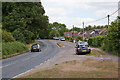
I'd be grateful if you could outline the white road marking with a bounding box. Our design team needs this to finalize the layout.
[13,69,33,78]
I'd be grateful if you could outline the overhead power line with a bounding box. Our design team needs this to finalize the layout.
[110,8,120,16]
[84,8,120,25]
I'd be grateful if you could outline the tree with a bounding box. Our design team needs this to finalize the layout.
[2,2,49,40]
[12,28,34,44]
[49,29,60,38]
[49,22,68,36]
[102,17,120,55]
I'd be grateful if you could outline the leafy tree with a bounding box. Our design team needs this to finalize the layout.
[49,29,60,38]
[12,28,34,44]
[49,22,68,36]
[2,2,49,40]
[70,27,83,32]
[102,17,120,55]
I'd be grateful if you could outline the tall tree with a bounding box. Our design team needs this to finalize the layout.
[2,2,49,40]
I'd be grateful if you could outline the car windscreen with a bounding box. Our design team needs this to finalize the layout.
[79,45,88,48]
[32,45,38,48]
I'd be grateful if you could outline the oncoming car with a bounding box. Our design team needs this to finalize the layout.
[75,44,91,55]
[31,44,41,52]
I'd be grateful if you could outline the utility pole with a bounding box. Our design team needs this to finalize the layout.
[83,22,84,41]
[108,15,110,28]
[73,25,74,38]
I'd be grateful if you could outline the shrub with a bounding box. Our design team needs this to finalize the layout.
[88,36,105,47]
[2,41,28,58]
[76,36,82,41]
[2,30,15,42]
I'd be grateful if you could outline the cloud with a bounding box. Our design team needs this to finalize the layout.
[41,0,119,29]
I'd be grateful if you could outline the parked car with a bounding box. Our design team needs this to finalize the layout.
[31,44,41,52]
[53,37,59,40]
[60,37,65,41]
[75,44,91,55]
[81,42,88,46]
[76,41,89,46]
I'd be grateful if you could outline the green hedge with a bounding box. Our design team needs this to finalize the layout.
[76,36,82,41]
[2,41,28,58]
[88,36,105,47]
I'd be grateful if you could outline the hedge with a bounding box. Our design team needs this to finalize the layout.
[88,36,105,47]
[2,41,28,58]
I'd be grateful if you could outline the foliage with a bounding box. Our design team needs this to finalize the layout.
[2,41,28,58]
[2,29,15,42]
[102,17,120,55]
[49,29,60,38]
[2,2,49,40]
[49,22,68,37]
[88,36,105,47]
[76,36,82,41]
[12,28,34,44]
[70,27,83,32]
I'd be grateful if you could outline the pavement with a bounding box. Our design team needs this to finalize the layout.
[1,40,59,79]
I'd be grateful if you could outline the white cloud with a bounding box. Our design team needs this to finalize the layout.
[41,0,119,29]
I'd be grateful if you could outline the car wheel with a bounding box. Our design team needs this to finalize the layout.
[76,52,79,55]
[31,50,33,52]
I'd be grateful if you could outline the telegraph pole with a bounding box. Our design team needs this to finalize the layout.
[83,22,84,41]
[73,25,74,38]
[108,15,110,28]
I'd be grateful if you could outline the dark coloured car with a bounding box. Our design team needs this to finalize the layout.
[75,45,91,55]
[31,44,41,52]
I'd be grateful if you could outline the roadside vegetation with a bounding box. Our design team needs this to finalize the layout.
[2,41,28,59]
[57,42,64,47]
[20,59,118,78]
[88,17,120,56]
[87,49,110,58]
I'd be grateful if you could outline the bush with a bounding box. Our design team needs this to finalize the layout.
[88,36,105,47]
[2,30,15,42]
[76,36,82,41]
[2,41,28,58]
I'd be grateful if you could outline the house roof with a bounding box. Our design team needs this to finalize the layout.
[94,29,101,32]
[85,30,93,35]
[99,28,107,35]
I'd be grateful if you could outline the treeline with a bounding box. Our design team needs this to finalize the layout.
[49,22,69,38]
[70,25,108,33]
[2,2,49,43]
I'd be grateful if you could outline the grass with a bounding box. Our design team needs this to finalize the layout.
[19,59,118,78]
[57,42,64,47]
[87,49,110,57]
[90,46,119,56]
[2,41,39,59]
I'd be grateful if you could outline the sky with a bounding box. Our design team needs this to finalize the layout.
[41,0,120,29]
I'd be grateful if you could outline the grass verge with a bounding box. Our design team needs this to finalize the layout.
[87,49,110,57]
[2,41,39,59]
[19,59,118,78]
[57,42,64,47]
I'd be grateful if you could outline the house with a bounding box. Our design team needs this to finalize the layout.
[64,32,83,38]
[99,28,107,35]
[84,30,94,38]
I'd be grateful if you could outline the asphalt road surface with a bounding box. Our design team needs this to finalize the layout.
[1,40,59,79]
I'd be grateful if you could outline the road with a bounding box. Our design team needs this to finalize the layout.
[1,40,59,78]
